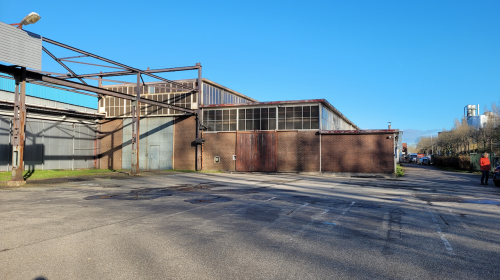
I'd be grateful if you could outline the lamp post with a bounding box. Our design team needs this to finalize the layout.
[9,12,41,29]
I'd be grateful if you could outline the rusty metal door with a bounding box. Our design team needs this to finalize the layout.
[236,131,276,172]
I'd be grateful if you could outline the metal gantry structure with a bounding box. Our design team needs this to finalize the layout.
[0,35,203,184]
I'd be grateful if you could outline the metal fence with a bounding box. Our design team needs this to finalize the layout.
[0,115,97,172]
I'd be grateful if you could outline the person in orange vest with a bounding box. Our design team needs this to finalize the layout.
[480,153,491,185]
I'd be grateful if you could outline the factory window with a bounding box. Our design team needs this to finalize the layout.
[278,105,319,130]
[203,109,238,131]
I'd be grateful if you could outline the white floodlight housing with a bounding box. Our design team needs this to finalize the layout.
[20,12,41,26]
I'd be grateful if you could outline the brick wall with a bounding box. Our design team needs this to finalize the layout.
[202,132,236,171]
[277,131,320,172]
[99,119,123,170]
[174,116,196,170]
[321,133,395,174]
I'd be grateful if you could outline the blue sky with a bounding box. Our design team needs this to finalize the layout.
[1,0,499,143]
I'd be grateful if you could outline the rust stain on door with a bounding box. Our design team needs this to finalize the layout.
[236,131,276,172]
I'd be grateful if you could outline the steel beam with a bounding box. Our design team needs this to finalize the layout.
[57,55,88,60]
[196,63,202,171]
[0,65,196,114]
[56,65,200,79]
[59,59,126,70]
[9,67,27,185]
[42,46,87,85]
[131,73,140,175]
[42,37,194,90]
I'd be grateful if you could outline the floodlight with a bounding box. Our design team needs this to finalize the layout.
[18,12,41,28]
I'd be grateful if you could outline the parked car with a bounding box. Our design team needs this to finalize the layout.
[492,165,500,187]
[418,157,430,166]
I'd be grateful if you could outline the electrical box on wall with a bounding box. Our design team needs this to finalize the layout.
[232,155,236,161]
[214,156,220,163]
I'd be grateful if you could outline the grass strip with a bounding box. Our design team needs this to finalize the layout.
[0,169,124,182]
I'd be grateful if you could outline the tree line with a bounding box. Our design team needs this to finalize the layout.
[412,104,500,156]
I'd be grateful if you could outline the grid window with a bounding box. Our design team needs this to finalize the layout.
[277,105,319,130]
[204,109,237,131]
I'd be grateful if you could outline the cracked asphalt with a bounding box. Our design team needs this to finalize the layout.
[1,164,500,280]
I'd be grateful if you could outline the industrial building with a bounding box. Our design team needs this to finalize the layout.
[0,20,399,183]
[99,80,398,174]
[0,75,101,172]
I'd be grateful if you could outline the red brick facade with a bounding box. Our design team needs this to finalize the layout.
[321,133,395,174]
[277,131,320,172]
[99,119,123,170]
[202,132,236,171]
[174,116,197,170]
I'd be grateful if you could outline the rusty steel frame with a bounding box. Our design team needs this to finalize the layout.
[42,37,194,91]
[1,31,203,179]
[42,46,87,85]
[56,65,200,79]
[10,67,27,183]
[131,73,141,175]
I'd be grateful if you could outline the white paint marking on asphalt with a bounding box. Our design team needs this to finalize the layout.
[342,202,355,215]
[427,207,454,255]
[253,202,311,236]
[267,197,276,201]
[328,202,355,226]
[290,209,329,240]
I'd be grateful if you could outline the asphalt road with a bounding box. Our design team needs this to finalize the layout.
[1,165,500,280]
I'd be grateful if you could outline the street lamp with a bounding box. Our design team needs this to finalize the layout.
[10,12,41,29]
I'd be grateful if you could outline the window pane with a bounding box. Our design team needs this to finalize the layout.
[246,109,253,119]
[269,108,276,118]
[294,117,302,129]
[269,119,276,130]
[239,109,245,120]
[203,111,209,122]
[261,118,269,130]
[278,118,285,130]
[216,110,223,120]
[278,107,285,119]
[223,110,229,121]
[208,110,215,121]
[311,118,319,129]
[246,120,253,131]
[238,119,245,131]
[303,118,311,129]
[261,108,268,118]
[285,107,293,118]
[230,109,237,121]
[311,106,319,118]
[254,119,260,130]
[254,108,260,119]
[303,106,310,117]
[294,106,302,118]
[223,120,229,131]
[286,118,294,129]
[208,121,215,132]
[216,120,223,131]
[230,119,237,131]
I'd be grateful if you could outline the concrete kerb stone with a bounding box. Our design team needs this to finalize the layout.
[6,180,27,187]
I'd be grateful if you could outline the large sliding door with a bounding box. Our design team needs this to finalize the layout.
[236,131,276,172]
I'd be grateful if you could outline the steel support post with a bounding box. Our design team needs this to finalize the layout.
[130,73,141,175]
[9,67,27,186]
[195,64,202,171]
